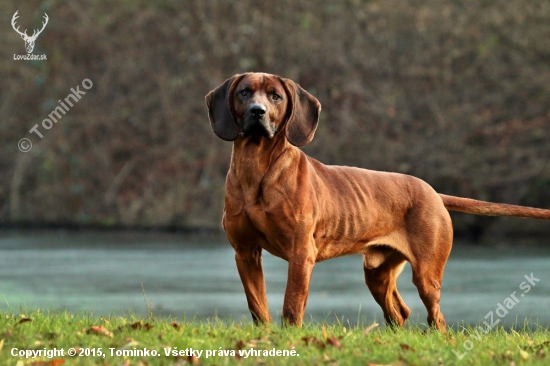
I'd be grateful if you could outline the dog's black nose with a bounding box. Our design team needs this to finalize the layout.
[250,104,266,117]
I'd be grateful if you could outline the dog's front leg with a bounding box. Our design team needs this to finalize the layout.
[282,251,316,326]
[235,246,272,324]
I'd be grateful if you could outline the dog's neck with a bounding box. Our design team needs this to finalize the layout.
[229,135,294,201]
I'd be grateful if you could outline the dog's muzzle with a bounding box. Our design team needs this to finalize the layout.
[241,104,276,138]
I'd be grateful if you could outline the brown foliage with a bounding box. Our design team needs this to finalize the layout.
[1,0,549,237]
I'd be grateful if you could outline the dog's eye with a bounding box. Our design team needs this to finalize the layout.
[271,93,281,101]
[239,90,249,97]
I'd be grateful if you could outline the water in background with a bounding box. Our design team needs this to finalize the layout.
[0,231,548,328]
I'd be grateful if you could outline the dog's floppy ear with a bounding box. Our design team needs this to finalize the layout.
[205,74,246,141]
[280,78,321,147]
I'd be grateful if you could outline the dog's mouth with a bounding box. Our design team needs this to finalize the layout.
[241,118,276,138]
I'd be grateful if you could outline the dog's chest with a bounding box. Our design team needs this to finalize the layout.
[224,191,291,260]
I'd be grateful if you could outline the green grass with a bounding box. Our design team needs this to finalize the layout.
[0,310,548,365]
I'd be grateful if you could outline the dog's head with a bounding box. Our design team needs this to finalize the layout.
[205,73,321,147]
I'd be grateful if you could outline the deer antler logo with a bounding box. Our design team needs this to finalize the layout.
[11,10,49,54]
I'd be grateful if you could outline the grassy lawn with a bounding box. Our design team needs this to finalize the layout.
[0,310,548,365]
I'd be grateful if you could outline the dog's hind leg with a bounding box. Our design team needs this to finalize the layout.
[408,212,453,332]
[363,248,411,328]
[410,258,448,332]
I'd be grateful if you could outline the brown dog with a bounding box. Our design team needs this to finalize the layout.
[205,72,550,331]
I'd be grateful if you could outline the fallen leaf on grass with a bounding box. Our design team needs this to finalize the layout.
[323,353,338,365]
[234,340,245,350]
[16,318,32,325]
[447,335,457,347]
[362,322,379,336]
[117,321,153,332]
[303,334,343,349]
[322,325,328,340]
[496,350,514,361]
[170,321,180,330]
[519,349,530,360]
[186,355,200,364]
[526,341,548,358]
[174,355,199,365]
[131,321,153,331]
[245,336,270,348]
[29,360,65,366]
[302,335,326,349]
[87,325,113,337]
[372,336,391,345]
[399,343,415,351]
[121,340,140,349]
[326,335,342,349]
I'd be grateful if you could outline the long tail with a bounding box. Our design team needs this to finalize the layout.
[440,194,550,220]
